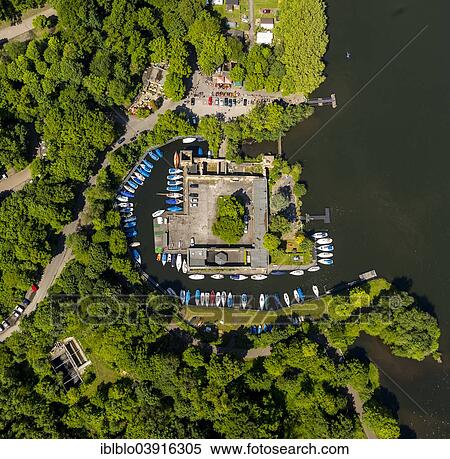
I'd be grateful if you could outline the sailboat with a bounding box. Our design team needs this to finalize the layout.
[283,293,290,307]
[211,274,224,280]
[312,285,320,298]
[289,269,304,276]
[221,291,227,307]
[182,137,197,144]
[195,289,200,305]
[176,254,182,272]
[131,249,141,264]
[180,290,186,304]
[169,168,182,175]
[167,206,182,212]
[163,192,183,198]
[293,289,300,303]
[173,152,180,168]
[205,292,210,306]
[182,259,188,274]
[251,274,267,281]
[216,292,221,307]
[185,290,191,305]
[200,292,205,306]
[318,259,334,266]
[227,292,233,308]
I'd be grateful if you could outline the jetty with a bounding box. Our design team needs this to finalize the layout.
[325,270,378,295]
[306,94,337,109]
[300,207,331,224]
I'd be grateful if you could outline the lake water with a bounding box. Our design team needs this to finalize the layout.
[134,0,449,438]
[281,0,450,438]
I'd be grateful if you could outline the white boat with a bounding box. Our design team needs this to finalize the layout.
[312,285,320,297]
[312,232,328,239]
[152,209,165,218]
[221,291,227,307]
[289,269,304,276]
[167,180,182,186]
[134,172,146,181]
[259,294,265,310]
[161,253,167,266]
[129,242,140,247]
[211,274,224,280]
[176,254,182,272]
[318,244,334,252]
[167,254,172,264]
[230,274,248,281]
[118,202,133,208]
[318,252,333,258]
[168,168,183,175]
[241,293,248,309]
[251,274,267,281]
[205,292,210,306]
[216,293,221,307]
[284,293,290,307]
[318,259,334,266]
[200,292,205,306]
[308,266,320,272]
[316,237,333,245]
[293,289,300,303]
[116,195,128,202]
[182,137,197,144]
[189,274,205,280]
[182,259,188,274]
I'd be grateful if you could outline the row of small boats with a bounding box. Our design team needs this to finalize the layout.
[179,285,321,308]
[156,252,188,273]
[312,231,334,267]
[165,167,184,211]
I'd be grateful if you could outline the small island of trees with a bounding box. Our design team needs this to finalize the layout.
[212,195,245,244]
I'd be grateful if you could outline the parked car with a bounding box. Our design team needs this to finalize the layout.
[117,137,125,144]
[190,183,199,189]
[233,98,237,106]
[215,98,219,105]
[1,320,10,331]
[189,192,199,197]
[208,96,213,105]
[191,97,195,106]
[261,8,271,13]
[243,99,248,106]
[13,305,25,318]
[190,197,199,203]
[219,98,224,106]
[190,237,195,246]
[224,97,228,106]
[21,298,31,307]
[190,202,198,207]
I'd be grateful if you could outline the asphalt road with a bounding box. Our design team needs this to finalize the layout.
[0,6,57,41]
[248,0,255,45]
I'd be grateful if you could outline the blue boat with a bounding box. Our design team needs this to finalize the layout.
[149,151,159,161]
[155,148,163,158]
[122,216,136,223]
[167,174,182,180]
[171,255,176,268]
[167,180,182,187]
[136,167,150,177]
[119,207,133,213]
[165,198,178,205]
[142,159,153,169]
[195,289,201,305]
[318,244,334,252]
[167,206,182,212]
[185,290,191,305]
[125,230,137,238]
[121,190,134,198]
[169,168,182,175]
[198,147,203,156]
[271,270,287,276]
[127,180,138,189]
[161,253,167,265]
[257,325,262,334]
[297,288,305,302]
[263,324,267,332]
[241,293,248,308]
[131,175,143,185]
[123,221,137,228]
[131,249,141,264]
[180,290,186,303]
[227,292,233,308]
[274,293,282,308]
[167,186,182,192]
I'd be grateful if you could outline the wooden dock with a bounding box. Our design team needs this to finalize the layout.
[306,93,337,109]
[300,207,331,224]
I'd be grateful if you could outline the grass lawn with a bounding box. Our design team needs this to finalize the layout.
[213,0,249,29]
[181,298,326,332]
[254,0,280,19]
[83,355,120,396]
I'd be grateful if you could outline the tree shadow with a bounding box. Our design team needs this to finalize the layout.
[218,326,253,359]
[281,202,297,222]
[232,188,251,206]
[400,424,417,439]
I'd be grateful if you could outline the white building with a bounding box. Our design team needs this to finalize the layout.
[256,31,273,45]
[211,0,224,5]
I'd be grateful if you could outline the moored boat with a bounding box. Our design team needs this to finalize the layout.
[165,198,182,205]
[123,221,136,228]
[167,206,182,212]
[183,137,197,144]
[167,175,183,181]
[125,230,137,238]
[152,209,165,218]
[156,253,161,262]
[149,151,159,161]
[129,242,140,247]
[195,289,200,305]
[155,148,163,158]
[318,252,333,258]
[189,274,205,280]
[171,255,176,268]
[131,175,143,185]
[211,274,224,280]
[136,167,150,178]
[123,185,135,193]
[116,195,128,202]
[230,274,248,281]
[166,192,183,198]
[167,186,182,192]
[182,259,188,274]
[284,293,290,307]
[176,254,182,271]
[318,244,334,252]
[167,180,182,187]
[180,290,186,304]
[316,237,332,245]
[142,159,153,169]
[297,288,305,302]
[134,171,146,181]
[251,274,267,281]
[205,292,210,306]
[169,168,182,175]
[127,180,138,189]
[167,254,172,264]
[227,292,233,308]
[161,253,167,266]
[307,266,320,272]
[121,190,134,198]
[167,288,177,298]
[210,290,216,306]
[185,290,191,305]
[221,291,226,307]
[312,232,328,239]
[259,294,266,310]
[289,269,304,276]
[140,163,152,173]
[200,292,205,306]
[131,249,141,264]
[241,293,248,309]
[215,292,221,307]
[271,270,287,276]
[318,259,334,266]
[118,202,133,208]
[173,152,180,168]
[312,285,320,297]
[274,293,282,308]
[293,289,300,303]
[122,216,136,223]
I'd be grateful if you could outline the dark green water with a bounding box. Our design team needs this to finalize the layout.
[134,0,449,437]
[281,0,450,438]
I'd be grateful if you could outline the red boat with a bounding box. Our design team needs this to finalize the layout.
[210,290,215,307]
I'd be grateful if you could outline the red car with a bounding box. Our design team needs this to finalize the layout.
[31,283,39,293]
[208,96,213,105]
[261,8,271,14]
